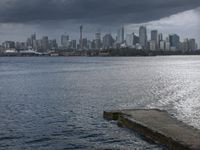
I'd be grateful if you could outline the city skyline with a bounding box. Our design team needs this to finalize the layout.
[0,25,198,54]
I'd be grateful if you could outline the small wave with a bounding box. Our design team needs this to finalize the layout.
[79,133,103,139]
[25,137,51,144]
[0,136,23,141]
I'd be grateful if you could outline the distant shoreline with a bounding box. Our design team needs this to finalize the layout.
[1,49,200,57]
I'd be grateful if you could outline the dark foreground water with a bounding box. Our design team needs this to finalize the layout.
[0,56,200,150]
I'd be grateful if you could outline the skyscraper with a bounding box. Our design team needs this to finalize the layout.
[95,32,101,50]
[61,34,69,47]
[189,39,196,51]
[126,33,134,47]
[49,39,58,50]
[169,34,180,50]
[71,40,77,50]
[158,33,163,50]
[102,34,114,49]
[117,27,124,44]
[31,33,36,48]
[164,36,170,51]
[150,40,156,51]
[79,25,83,49]
[139,26,147,49]
[182,38,189,52]
[158,33,163,41]
[82,38,88,49]
[151,30,158,50]
[42,36,49,52]
[159,41,165,51]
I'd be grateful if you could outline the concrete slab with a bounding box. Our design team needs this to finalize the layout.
[103,109,200,150]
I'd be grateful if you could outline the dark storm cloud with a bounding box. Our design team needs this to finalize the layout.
[0,0,200,24]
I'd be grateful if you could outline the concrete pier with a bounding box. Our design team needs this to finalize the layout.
[103,109,200,150]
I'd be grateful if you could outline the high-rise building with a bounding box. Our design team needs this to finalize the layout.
[49,39,58,50]
[82,38,88,49]
[158,33,163,49]
[151,30,158,50]
[117,27,124,44]
[158,33,163,41]
[42,36,49,52]
[169,34,180,50]
[3,41,15,49]
[150,40,156,51]
[95,32,101,50]
[126,33,134,47]
[31,34,36,46]
[189,39,196,51]
[165,37,171,51]
[139,26,147,49]
[15,42,26,50]
[102,34,114,49]
[182,38,189,52]
[71,40,77,50]
[91,40,96,49]
[26,38,32,47]
[61,34,69,48]
[159,41,165,51]
[79,25,83,49]
[33,40,38,50]
[133,35,139,45]
[195,43,198,50]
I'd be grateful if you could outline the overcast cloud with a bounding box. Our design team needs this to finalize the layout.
[0,0,199,45]
[0,0,200,23]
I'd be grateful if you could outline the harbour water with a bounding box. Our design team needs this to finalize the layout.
[0,56,200,150]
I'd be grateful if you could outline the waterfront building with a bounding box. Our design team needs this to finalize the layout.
[71,40,77,50]
[183,38,190,52]
[102,34,114,49]
[42,36,49,52]
[26,38,32,48]
[91,40,96,50]
[169,34,180,50]
[82,38,88,49]
[126,33,134,47]
[150,40,156,51]
[139,26,147,49]
[31,34,36,46]
[61,34,69,48]
[158,33,163,41]
[165,41,171,51]
[117,27,124,44]
[15,42,27,50]
[95,32,101,50]
[159,41,165,51]
[3,41,15,49]
[195,43,198,50]
[151,30,158,50]
[189,39,196,51]
[158,33,163,49]
[49,39,58,50]
[79,25,83,49]
[133,35,139,45]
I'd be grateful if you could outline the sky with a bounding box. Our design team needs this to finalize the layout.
[0,0,199,46]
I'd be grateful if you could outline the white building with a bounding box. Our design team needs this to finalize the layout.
[150,40,156,51]
[165,42,171,51]
[160,41,165,51]
[126,33,134,47]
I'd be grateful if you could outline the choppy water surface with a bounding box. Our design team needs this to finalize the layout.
[0,56,200,150]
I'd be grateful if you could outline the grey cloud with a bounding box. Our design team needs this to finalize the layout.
[0,0,200,24]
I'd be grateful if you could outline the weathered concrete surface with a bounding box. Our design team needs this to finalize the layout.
[103,109,200,150]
